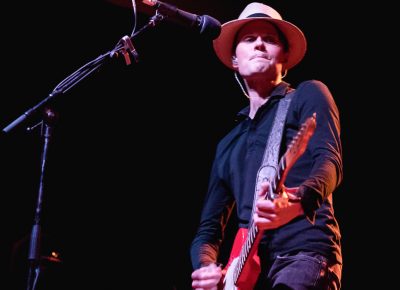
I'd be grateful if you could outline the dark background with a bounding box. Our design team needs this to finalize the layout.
[0,1,382,289]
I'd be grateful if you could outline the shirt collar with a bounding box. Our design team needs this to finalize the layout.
[235,81,291,121]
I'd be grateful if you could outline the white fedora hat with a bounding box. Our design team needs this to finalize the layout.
[213,2,307,70]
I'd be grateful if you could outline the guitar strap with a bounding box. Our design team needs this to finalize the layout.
[252,89,295,214]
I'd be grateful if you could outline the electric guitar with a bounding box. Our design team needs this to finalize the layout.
[221,113,317,290]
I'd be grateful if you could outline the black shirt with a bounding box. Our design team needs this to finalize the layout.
[190,80,343,269]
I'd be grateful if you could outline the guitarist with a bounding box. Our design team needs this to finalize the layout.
[191,3,343,290]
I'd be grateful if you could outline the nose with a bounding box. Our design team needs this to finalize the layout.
[254,36,265,49]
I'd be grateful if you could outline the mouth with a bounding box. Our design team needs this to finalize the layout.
[250,54,270,61]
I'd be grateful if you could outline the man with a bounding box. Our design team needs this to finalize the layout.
[190,2,343,290]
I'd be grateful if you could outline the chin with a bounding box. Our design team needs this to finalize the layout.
[252,62,270,72]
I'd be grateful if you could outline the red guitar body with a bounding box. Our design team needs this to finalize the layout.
[221,228,261,290]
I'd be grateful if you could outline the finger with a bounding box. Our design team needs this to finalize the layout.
[253,213,279,230]
[285,186,299,193]
[254,212,277,221]
[257,181,270,197]
[256,199,276,212]
[192,278,219,289]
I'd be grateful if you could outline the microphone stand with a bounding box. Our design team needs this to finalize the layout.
[0,12,166,290]
[2,12,165,134]
[25,107,58,290]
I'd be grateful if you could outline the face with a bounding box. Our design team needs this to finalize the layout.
[233,20,288,80]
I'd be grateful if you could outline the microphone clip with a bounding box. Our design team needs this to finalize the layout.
[113,35,139,65]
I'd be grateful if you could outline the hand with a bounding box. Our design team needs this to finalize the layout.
[191,263,222,290]
[253,182,304,230]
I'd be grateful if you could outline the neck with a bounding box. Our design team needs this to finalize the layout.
[247,79,281,118]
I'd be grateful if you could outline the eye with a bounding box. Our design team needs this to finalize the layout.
[263,35,279,44]
[243,35,257,42]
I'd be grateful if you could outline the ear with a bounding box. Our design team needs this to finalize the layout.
[232,56,238,68]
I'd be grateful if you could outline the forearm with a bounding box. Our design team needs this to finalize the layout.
[298,159,342,222]
[191,241,220,269]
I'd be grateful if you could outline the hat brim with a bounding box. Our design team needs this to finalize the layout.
[213,17,307,70]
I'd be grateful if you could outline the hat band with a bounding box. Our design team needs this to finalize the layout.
[246,13,271,18]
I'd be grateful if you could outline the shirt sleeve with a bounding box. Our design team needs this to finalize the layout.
[293,80,343,223]
[190,146,235,269]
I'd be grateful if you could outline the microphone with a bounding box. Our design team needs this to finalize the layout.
[142,0,221,40]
